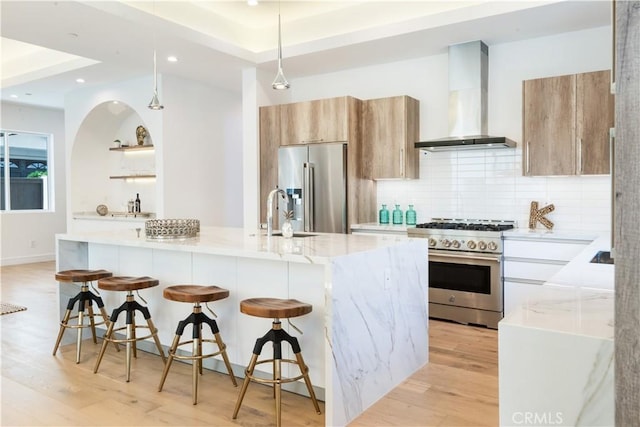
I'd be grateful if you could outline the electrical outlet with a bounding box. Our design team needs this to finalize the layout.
[29,240,36,248]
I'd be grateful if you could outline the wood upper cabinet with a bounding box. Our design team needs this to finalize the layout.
[280,97,348,145]
[576,70,614,175]
[523,70,613,176]
[259,105,280,224]
[362,95,420,179]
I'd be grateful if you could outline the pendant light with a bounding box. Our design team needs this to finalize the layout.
[272,0,290,90]
[148,49,163,110]
[148,1,164,110]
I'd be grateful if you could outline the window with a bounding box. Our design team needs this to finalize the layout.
[0,130,52,211]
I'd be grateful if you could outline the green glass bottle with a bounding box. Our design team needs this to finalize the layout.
[379,204,390,224]
[406,204,416,225]
[392,204,403,225]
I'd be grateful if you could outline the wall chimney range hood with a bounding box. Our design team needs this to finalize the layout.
[416,40,516,151]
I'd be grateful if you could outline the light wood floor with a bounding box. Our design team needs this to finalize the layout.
[1,261,498,426]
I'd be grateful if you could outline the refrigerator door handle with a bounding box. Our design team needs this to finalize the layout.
[303,162,315,232]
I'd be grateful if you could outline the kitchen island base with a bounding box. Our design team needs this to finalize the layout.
[56,227,429,426]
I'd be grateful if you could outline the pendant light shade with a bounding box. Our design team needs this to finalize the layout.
[148,49,164,110]
[272,8,290,90]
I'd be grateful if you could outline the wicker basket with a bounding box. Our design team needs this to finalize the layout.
[145,219,200,240]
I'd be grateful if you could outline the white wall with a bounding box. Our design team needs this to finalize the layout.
[281,26,612,234]
[0,102,66,265]
[66,73,244,230]
[161,74,243,226]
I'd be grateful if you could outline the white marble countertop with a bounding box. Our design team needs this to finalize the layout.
[546,235,614,290]
[503,228,599,242]
[56,226,423,265]
[501,286,613,340]
[350,223,414,233]
[501,233,614,339]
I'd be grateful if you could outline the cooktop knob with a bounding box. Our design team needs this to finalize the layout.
[442,239,452,248]
[478,241,487,251]
[467,240,477,250]
[488,241,498,251]
[428,238,437,247]
[452,240,461,249]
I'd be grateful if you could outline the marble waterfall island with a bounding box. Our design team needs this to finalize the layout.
[56,227,429,426]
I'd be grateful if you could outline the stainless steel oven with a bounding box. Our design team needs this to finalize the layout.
[408,219,515,329]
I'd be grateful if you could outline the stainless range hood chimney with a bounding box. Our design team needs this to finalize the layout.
[416,40,516,151]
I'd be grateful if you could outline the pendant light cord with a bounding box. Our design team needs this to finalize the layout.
[148,0,164,109]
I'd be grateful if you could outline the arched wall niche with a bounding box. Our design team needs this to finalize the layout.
[70,100,157,216]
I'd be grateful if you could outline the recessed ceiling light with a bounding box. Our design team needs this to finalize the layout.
[76,78,85,83]
[248,0,258,5]
[167,56,178,62]
[10,94,18,98]
[113,101,119,104]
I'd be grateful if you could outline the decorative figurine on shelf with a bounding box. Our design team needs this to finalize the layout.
[136,125,148,146]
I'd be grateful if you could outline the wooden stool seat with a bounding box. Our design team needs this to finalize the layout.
[233,297,320,426]
[240,298,312,319]
[93,275,165,382]
[55,269,113,283]
[163,285,229,303]
[53,269,117,364]
[97,276,159,292]
[158,284,236,404]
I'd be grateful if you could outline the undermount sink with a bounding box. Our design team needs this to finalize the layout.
[590,251,614,265]
[270,232,317,238]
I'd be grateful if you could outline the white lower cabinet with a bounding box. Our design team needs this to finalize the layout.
[503,235,593,316]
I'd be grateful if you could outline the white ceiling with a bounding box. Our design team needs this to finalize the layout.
[0,1,611,109]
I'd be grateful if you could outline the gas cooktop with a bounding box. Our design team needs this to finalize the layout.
[415,219,515,232]
[407,219,516,253]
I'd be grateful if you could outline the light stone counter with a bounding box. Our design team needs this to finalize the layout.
[545,235,614,290]
[350,222,414,234]
[499,235,614,426]
[56,227,429,426]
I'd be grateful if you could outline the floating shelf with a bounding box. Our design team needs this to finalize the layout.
[109,175,156,180]
[109,145,154,152]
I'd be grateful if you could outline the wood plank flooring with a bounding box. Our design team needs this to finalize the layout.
[1,261,498,426]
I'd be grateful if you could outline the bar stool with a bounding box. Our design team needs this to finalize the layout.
[53,269,118,363]
[232,298,321,427]
[93,276,166,382]
[158,285,237,404]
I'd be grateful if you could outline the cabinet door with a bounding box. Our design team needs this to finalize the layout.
[259,105,280,224]
[280,97,347,145]
[362,96,419,179]
[576,70,614,175]
[523,75,576,176]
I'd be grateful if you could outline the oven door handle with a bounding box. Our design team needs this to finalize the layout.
[430,251,501,263]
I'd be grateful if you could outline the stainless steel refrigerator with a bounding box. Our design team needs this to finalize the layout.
[278,143,347,233]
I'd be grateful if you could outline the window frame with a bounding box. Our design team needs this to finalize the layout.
[0,129,54,213]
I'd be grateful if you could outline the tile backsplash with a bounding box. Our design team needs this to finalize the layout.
[376,148,611,234]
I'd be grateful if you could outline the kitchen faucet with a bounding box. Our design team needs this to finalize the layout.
[266,188,290,237]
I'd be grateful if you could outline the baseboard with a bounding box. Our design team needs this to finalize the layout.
[1,253,55,266]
